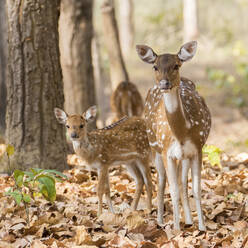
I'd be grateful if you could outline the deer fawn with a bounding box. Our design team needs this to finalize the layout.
[136,41,211,231]
[111,81,144,122]
[54,106,153,216]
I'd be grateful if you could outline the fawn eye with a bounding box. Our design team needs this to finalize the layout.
[173,64,180,70]
[66,125,70,129]
[79,124,84,129]
[153,65,158,71]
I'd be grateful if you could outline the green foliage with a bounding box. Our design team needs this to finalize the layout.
[6,168,67,204]
[203,145,222,168]
[207,41,248,111]
[5,162,67,224]
[6,144,15,157]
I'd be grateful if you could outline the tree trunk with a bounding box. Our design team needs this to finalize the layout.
[101,0,129,90]
[183,0,198,42]
[59,0,96,118]
[5,0,67,172]
[0,1,7,135]
[92,35,110,127]
[119,0,134,58]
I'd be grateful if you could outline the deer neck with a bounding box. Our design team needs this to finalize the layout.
[72,132,92,155]
[162,86,189,142]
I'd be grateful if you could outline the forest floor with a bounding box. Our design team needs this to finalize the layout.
[1,43,248,247]
[0,152,248,247]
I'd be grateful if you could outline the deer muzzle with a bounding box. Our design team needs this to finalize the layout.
[71,132,79,139]
[159,80,172,90]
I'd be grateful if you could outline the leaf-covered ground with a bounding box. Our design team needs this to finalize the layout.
[1,151,248,248]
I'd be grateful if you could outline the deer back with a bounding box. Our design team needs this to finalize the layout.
[111,81,144,120]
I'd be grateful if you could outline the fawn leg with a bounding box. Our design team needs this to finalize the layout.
[191,152,206,231]
[103,170,115,213]
[154,152,166,224]
[179,159,193,225]
[126,162,144,211]
[97,167,108,216]
[136,159,153,212]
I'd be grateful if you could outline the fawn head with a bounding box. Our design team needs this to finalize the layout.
[136,41,197,90]
[54,106,97,141]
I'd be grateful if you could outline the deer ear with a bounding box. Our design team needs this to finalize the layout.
[136,45,157,64]
[54,108,68,124]
[178,41,197,62]
[83,105,97,122]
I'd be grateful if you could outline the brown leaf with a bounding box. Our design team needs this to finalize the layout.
[126,212,145,231]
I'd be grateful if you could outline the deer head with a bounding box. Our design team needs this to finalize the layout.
[136,41,197,90]
[54,106,97,141]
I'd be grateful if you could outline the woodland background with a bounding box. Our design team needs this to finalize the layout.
[0,0,248,247]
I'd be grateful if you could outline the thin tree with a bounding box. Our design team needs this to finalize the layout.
[119,0,134,58]
[0,1,7,136]
[59,0,96,118]
[101,0,129,90]
[5,0,67,172]
[183,0,198,42]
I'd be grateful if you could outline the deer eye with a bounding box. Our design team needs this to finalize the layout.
[79,124,84,129]
[66,125,70,129]
[173,64,180,70]
[153,65,158,71]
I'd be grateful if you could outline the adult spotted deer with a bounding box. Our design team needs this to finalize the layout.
[111,81,144,122]
[54,106,152,216]
[136,41,211,231]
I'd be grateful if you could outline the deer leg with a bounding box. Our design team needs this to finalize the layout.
[97,167,108,216]
[136,159,153,212]
[180,158,193,225]
[103,170,115,213]
[165,154,180,230]
[191,153,206,231]
[154,152,166,225]
[126,162,144,211]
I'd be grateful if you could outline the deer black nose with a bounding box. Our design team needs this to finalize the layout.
[159,80,171,90]
[71,132,79,139]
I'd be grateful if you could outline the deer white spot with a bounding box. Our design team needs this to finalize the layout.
[163,90,178,113]
[149,141,158,147]
[162,134,165,140]
[195,121,199,125]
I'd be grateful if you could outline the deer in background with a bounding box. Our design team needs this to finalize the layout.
[54,106,152,216]
[111,81,144,122]
[136,41,211,231]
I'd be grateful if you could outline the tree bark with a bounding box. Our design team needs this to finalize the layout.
[59,0,96,118]
[101,0,129,90]
[183,0,198,42]
[5,0,67,172]
[92,35,110,127]
[0,1,7,135]
[119,0,134,58]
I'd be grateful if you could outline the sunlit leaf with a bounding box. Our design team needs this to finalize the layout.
[14,170,24,187]
[37,175,56,202]
[5,189,22,205]
[6,144,14,156]
[22,193,31,203]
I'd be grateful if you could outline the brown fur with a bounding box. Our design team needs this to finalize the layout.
[54,107,153,216]
[136,42,211,231]
[111,81,144,121]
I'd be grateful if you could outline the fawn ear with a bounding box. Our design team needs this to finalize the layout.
[136,45,157,64]
[54,108,68,124]
[178,41,197,62]
[83,105,97,122]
